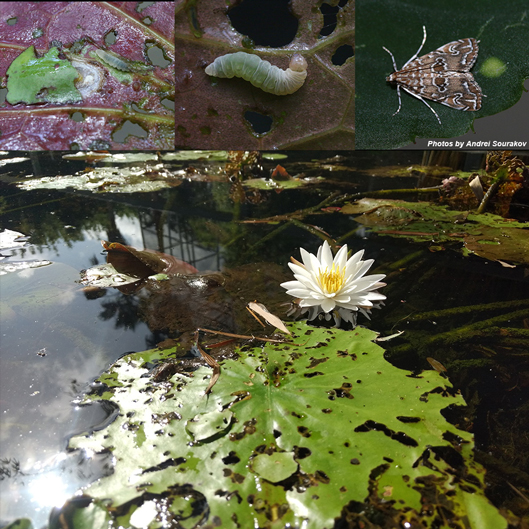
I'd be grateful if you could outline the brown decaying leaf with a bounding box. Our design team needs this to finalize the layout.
[247,301,291,335]
[101,240,198,278]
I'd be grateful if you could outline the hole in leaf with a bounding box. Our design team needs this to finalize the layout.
[297,426,311,438]
[222,451,241,465]
[314,470,330,483]
[304,371,324,378]
[293,446,311,459]
[104,30,117,46]
[70,111,84,122]
[146,44,172,68]
[354,420,418,447]
[6,17,17,26]
[396,416,421,423]
[137,1,155,12]
[112,120,148,143]
[228,0,298,47]
[332,44,354,66]
[244,111,273,135]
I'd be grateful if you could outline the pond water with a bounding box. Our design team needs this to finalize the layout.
[0,151,528,528]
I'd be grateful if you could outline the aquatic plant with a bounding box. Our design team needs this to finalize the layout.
[281,241,386,327]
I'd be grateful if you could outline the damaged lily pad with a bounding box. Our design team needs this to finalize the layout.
[67,322,507,528]
[6,46,82,105]
[342,198,529,264]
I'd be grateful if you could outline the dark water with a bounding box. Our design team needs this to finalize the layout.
[0,151,528,527]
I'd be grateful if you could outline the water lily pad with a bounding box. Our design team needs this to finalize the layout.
[66,322,507,528]
[186,410,233,442]
[6,46,81,105]
[342,198,529,264]
[251,452,297,483]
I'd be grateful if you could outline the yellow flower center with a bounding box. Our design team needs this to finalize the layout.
[318,264,345,294]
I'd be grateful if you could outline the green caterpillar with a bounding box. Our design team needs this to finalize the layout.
[205,52,307,95]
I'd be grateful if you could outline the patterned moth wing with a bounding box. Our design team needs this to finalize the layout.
[384,27,483,124]
[205,51,307,95]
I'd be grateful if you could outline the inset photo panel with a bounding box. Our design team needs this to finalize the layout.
[176,0,354,150]
[0,2,175,150]
[355,0,529,150]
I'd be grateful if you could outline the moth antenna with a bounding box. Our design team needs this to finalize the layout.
[402,25,428,69]
[382,46,398,72]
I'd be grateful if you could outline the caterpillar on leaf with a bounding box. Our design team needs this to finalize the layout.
[205,51,307,95]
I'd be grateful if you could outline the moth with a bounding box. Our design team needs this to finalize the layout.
[383,26,483,124]
[205,51,307,95]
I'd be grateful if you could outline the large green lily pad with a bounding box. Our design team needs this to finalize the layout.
[67,322,506,528]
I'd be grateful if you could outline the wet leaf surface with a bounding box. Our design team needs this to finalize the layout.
[67,322,507,528]
[0,2,174,150]
[341,198,529,264]
[176,0,354,149]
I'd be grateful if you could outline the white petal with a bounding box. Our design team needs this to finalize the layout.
[280,280,302,289]
[346,259,373,280]
[319,241,333,267]
[300,247,315,270]
[288,263,315,282]
[320,298,336,312]
[334,244,348,269]
[299,298,324,308]
[346,249,364,267]
[284,288,314,298]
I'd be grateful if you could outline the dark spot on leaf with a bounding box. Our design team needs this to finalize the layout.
[304,371,324,378]
[142,457,186,474]
[255,444,267,454]
[229,418,257,441]
[315,470,330,484]
[356,379,362,383]
[306,356,329,369]
[294,446,312,459]
[322,408,332,414]
[350,458,360,465]
[344,442,350,448]
[354,420,418,447]
[305,330,314,335]
[337,349,348,357]
[210,451,217,459]
[212,516,222,526]
[397,416,421,423]
[328,383,354,399]
[231,472,245,484]
[223,468,232,477]
[222,451,240,465]
[312,495,319,500]
[383,457,394,463]
[340,486,347,492]
[273,429,282,438]
[291,411,303,419]
[297,426,311,438]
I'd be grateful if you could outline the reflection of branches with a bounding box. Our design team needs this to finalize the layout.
[98,294,141,331]
[0,458,24,480]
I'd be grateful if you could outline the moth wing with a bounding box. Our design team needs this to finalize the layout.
[398,38,479,73]
[433,72,482,110]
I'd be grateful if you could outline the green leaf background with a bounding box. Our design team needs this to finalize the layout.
[66,322,507,529]
[356,0,529,149]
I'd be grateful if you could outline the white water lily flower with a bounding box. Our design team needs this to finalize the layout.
[280,241,386,327]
